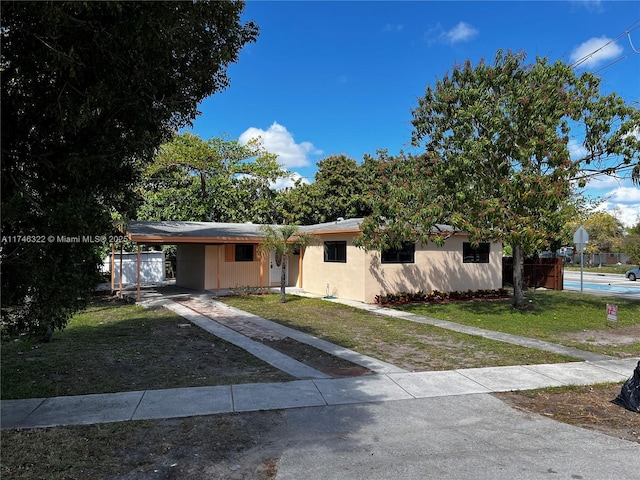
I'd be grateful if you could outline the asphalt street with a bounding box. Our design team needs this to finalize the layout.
[563,270,640,298]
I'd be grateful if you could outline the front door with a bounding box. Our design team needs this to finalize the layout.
[269,251,287,285]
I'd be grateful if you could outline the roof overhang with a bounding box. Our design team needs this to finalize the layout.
[125,218,465,245]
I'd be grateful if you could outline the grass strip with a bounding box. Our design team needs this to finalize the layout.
[394,290,640,357]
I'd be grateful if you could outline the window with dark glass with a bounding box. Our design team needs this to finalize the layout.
[235,244,254,262]
[463,242,490,263]
[381,242,415,264]
[324,241,347,263]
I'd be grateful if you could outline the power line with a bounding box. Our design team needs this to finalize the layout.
[570,19,640,71]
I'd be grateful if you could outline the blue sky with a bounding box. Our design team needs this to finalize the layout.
[187,0,640,227]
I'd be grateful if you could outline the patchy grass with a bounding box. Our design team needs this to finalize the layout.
[221,294,578,371]
[1,295,293,400]
[0,412,283,480]
[495,383,640,444]
[394,290,640,357]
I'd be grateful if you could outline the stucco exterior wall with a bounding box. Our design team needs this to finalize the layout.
[301,234,366,301]
[178,243,297,292]
[175,233,501,300]
[363,236,503,303]
[287,252,301,287]
[301,233,502,303]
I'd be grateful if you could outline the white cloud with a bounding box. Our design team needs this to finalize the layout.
[591,186,640,227]
[238,122,322,168]
[443,22,478,44]
[585,173,623,191]
[572,0,603,13]
[424,21,478,46]
[570,36,623,68]
[596,201,640,228]
[383,23,404,32]
[568,138,588,161]
[608,186,640,204]
[272,172,311,190]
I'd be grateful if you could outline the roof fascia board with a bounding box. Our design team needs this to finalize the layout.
[127,235,263,244]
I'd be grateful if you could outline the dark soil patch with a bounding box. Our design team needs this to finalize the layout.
[261,337,373,377]
[495,383,640,444]
[173,297,373,378]
[1,412,283,480]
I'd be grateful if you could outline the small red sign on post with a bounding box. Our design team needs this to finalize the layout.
[606,304,618,322]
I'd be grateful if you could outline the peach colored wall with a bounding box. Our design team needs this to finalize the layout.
[287,252,301,287]
[181,244,294,292]
[301,234,502,303]
[363,236,502,303]
[301,234,366,301]
[179,235,501,299]
[218,244,264,289]
[204,246,219,290]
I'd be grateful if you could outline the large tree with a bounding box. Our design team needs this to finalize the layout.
[137,132,286,223]
[621,218,640,265]
[278,154,373,225]
[360,50,640,308]
[583,211,624,255]
[1,1,258,337]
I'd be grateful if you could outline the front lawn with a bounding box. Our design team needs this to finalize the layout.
[1,295,293,400]
[395,290,640,357]
[221,294,578,371]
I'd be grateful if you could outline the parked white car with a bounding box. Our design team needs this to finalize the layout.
[625,266,640,281]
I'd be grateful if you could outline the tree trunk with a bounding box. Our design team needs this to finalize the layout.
[512,243,525,308]
[280,255,287,303]
[199,171,206,199]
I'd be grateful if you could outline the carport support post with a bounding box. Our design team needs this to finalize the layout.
[137,245,141,300]
[110,244,115,291]
[119,243,123,293]
[299,247,304,288]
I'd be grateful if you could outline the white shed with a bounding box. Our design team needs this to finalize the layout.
[103,251,165,284]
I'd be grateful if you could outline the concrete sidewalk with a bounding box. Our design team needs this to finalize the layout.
[2,357,636,430]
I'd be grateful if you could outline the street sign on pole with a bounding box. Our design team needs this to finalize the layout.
[573,226,589,293]
[573,226,589,251]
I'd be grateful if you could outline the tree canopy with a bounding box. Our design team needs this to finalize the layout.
[277,154,373,225]
[137,132,286,223]
[1,1,258,337]
[621,220,640,265]
[359,50,640,308]
[582,212,624,254]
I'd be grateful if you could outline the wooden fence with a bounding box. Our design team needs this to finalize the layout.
[502,257,563,290]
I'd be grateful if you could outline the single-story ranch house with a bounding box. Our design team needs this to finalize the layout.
[125,218,502,303]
